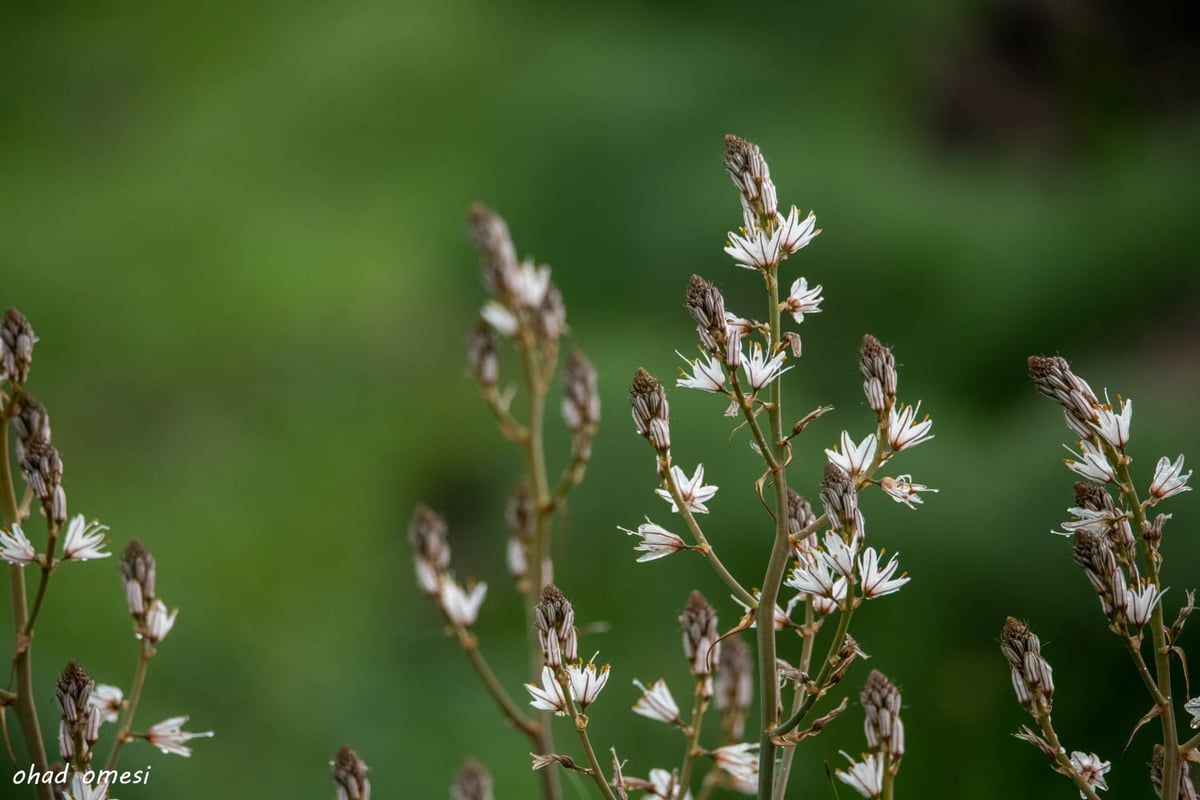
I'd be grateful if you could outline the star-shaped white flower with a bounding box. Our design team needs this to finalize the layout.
[0,523,36,566]
[784,277,824,324]
[724,224,781,270]
[61,515,110,562]
[509,259,551,309]
[1184,696,1200,729]
[526,665,569,716]
[1123,581,1167,628]
[859,547,910,599]
[619,520,687,562]
[675,351,726,393]
[480,301,518,336]
[1063,440,1115,483]
[888,402,934,451]
[711,743,759,786]
[741,342,792,390]
[145,598,178,644]
[64,773,111,800]
[1091,394,1131,449]
[632,678,681,725]
[879,474,938,509]
[822,530,859,578]
[439,578,487,627]
[776,206,820,256]
[1068,751,1111,797]
[567,655,610,710]
[144,715,213,757]
[1150,455,1192,502]
[836,752,883,799]
[826,431,878,478]
[656,464,719,514]
[786,553,847,604]
[88,683,124,725]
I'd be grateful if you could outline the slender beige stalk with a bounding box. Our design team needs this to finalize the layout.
[1112,450,1180,800]
[1035,709,1105,800]
[2,404,52,800]
[516,328,563,800]
[453,626,539,739]
[770,593,856,738]
[880,751,895,800]
[677,680,709,792]
[756,263,791,799]
[555,670,617,800]
[772,598,817,797]
[104,639,153,771]
[22,520,60,637]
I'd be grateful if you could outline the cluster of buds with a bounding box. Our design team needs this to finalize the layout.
[121,540,177,646]
[451,759,494,800]
[629,368,670,454]
[55,661,100,766]
[819,463,860,540]
[679,591,720,692]
[469,204,564,346]
[713,637,752,741]
[561,349,600,459]
[12,392,67,526]
[1000,617,1055,715]
[534,584,578,668]
[835,670,904,799]
[408,506,488,628]
[0,307,35,386]
[331,745,371,800]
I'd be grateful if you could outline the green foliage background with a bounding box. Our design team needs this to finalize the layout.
[2,1,1198,797]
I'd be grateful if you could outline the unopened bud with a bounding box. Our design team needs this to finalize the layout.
[452,759,494,800]
[679,590,720,679]
[331,745,371,800]
[562,350,600,437]
[467,321,499,388]
[723,135,778,223]
[468,204,518,302]
[0,308,35,385]
[409,505,451,596]
[630,369,670,452]
[1000,617,1054,713]
[121,539,157,619]
[859,335,896,415]
[534,584,577,668]
[861,669,904,759]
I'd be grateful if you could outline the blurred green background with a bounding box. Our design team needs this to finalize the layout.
[3,0,1199,797]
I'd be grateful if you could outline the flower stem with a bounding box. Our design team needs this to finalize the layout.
[678,679,709,793]
[1036,707,1105,800]
[772,599,816,798]
[104,639,154,771]
[556,670,618,800]
[1112,449,1180,800]
[2,402,51,800]
[770,597,856,739]
[756,265,791,800]
[453,625,539,739]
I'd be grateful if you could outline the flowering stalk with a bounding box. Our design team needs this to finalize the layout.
[1,397,51,800]
[103,638,153,770]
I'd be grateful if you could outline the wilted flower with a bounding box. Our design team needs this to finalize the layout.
[879,475,937,509]
[1068,751,1110,797]
[619,520,687,562]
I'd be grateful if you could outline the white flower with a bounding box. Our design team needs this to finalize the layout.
[1068,751,1110,797]
[724,225,781,270]
[1150,455,1192,501]
[1058,506,1125,537]
[567,656,610,709]
[786,554,847,604]
[439,579,487,627]
[88,683,124,724]
[506,536,527,577]
[879,475,938,509]
[632,678,681,724]
[1123,581,1167,628]
[888,402,934,451]
[646,767,691,799]
[526,666,569,715]
[711,743,759,786]
[784,277,824,324]
[64,773,111,800]
[619,520,687,562]
[776,206,820,256]
[509,259,551,308]
[1091,394,1131,449]
[1184,696,1200,729]
[1063,440,1115,483]
[145,715,213,756]
[836,752,883,799]
[731,590,791,629]
[61,515,110,562]
[859,547,909,599]
[741,342,792,390]
[144,598,178,644]
[822,530,859,577]
[826,431,878,478]
[0,523,36,566]
[676,351,726,393]
[656,464,719,514]
[480,301,518,336]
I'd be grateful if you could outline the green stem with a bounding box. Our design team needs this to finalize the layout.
[773,599,817,798]
[678,680,709,794]
[556,670,618,800]
[756,265,790,800]
[880,750,895,800]
[1036,706,1104,800]
[1112,449,1179,800]
[658,454,755,607]
[104,639,153,771]
[770,598,856,738]
[1179,730,1200,755]
[454,625,539,739]
[517,327,563,800]
[2,402,51,800]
